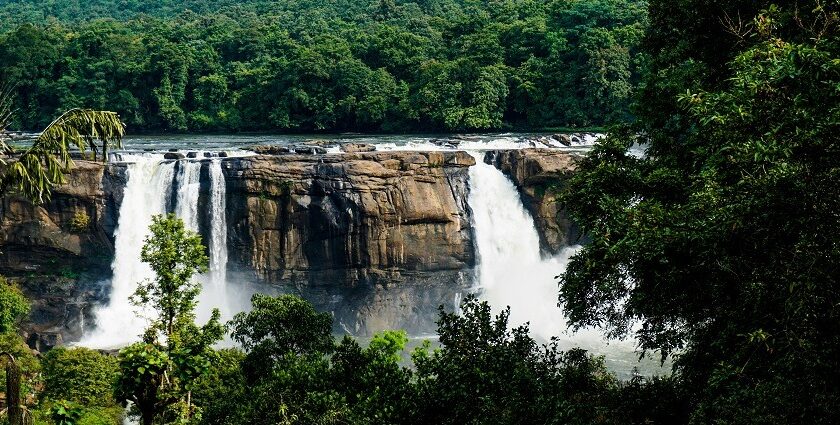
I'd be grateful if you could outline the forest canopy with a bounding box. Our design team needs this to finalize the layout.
[0,0,647,133]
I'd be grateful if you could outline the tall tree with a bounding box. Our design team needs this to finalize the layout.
[561,2,840,422]
[115,214,223,425]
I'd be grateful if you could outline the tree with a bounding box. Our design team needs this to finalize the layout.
[411,295,621,425]
[229,294,334,381]
[561,2,840,422]
[115,214,223,425]
[1,88,125,202]
[227,294,344,424]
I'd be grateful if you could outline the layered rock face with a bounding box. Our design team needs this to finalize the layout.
[1,152,478,339]
[0,160,125,347]
[0,161,123,272]
[218,151,476,334]
[1,148,581,341]
[485,149,582,254]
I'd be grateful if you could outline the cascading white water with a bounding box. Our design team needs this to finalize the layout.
[208,159,228,287]
[83,156,234,348]
[467,152,612,350]
[199,159,232,324]
[174,161,202,231]
[81,155,174,348]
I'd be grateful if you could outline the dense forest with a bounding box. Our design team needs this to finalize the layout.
[0,0,646,132]
[2,0,840,424]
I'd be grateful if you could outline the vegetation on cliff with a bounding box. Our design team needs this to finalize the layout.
[1,89,125,202]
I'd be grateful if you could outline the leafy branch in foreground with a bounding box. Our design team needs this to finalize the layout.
[0,87,125,202]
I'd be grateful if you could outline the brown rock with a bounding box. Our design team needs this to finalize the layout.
[340,143,376,153]
[485,149,582,254]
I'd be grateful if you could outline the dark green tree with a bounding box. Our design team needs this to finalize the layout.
[561,2,840,423]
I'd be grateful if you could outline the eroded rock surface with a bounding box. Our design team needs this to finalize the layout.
[1,152,478,339]
[219,151,476,334]
[0,160,124,346]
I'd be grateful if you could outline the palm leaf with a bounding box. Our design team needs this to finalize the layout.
[0,106,125,203]
[0,84,14,156]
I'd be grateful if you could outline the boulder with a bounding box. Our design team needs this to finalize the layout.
[247,145,290,155]
[551,134,572,146]
[186,151,199,158]
[164,152,185,160]
[292,146,327,155]
[302,139,337,148]
[340,143,376,153]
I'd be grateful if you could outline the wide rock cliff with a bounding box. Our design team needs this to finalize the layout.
[1,152,478,340]
[485,149,582,255]
[216,151,476,334]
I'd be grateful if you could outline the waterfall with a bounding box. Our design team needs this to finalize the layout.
[200,159,232,324]
[208,159,228,287]
[174,161,202,231]
[82,156,233,348]
[466,152,582,342]
[81,155,175,348]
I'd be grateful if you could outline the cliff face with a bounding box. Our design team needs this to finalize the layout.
[218,151,476,334]
[0,160,125,349]
[221,151,475,284]
[1,152,478,339]
[485,149,583,255]
[1,149,579,340]
[0,161,124,272]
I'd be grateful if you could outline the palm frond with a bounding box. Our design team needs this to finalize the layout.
[0,84,15,156]
[0,107,125,203]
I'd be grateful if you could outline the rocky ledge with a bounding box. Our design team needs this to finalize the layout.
[485,149,583,254]
[1,148,583,340]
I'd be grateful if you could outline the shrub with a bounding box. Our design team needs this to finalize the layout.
[42,347,119,407]
[69,210,91,233]
[0,277,29,334]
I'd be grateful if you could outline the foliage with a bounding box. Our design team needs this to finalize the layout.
[115,214,223,425]
[0,0,646,132]
[0,105,124,203]
[50,400,83,425]
[42,347,119,407]
[69,210,90,234]
[411,295,622,425]
[561,1,840,423]
[0,277,28,334]
[132,213,209,337]
[229,293,333,378]
[203,294,676,425]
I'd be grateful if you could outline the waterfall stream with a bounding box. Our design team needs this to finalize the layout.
[81,155,174,348]
[466,153,571,340]
[82,156,231,348]
[466,152,615,350]
[208,159,228,288]
[174,161,202,231]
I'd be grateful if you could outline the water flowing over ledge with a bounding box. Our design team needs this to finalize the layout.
[2,136,655,375]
